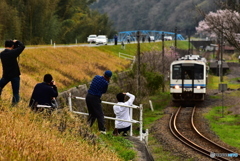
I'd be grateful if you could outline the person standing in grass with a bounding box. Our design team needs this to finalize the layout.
[114,34,118,45]
[113,92,135,136]
[85,70,112,134]
[0,39,25,105]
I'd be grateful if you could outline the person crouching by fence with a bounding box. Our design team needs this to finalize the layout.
[113,92,135,136]
[85,70,112,135]
[29,74,58,112]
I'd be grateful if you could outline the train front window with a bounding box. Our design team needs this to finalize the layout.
[194,64,204,79]
[172,65,181,79]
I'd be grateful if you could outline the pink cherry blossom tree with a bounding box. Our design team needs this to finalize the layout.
[196,9,240,51]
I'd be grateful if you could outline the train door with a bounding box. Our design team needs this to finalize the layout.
[181,64,194,100]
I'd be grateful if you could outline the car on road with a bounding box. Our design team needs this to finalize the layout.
[164,36,172,41]
[149,36,155,42]
[96,35,108,45]
[87,35,97,43]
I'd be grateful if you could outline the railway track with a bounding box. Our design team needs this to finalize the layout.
[169,106,239,161]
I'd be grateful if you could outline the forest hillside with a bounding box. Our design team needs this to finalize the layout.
[91,0,217,33]
[0,0,115,45]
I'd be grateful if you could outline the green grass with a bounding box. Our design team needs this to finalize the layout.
[99,134,136,161]
[204,106,240,149]
[148,136,188,161]
[209,95,221,99]
[95,41,189,56]
[208,74,240,90]
[143,92,170,128]
[208,75,227,89]
[224,77,240,89]
[202,59,240,150]
[228,90,240,97]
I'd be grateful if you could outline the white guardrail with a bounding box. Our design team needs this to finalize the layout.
[35,93,147,142]
[119,52,135,61]
[68,93,144,141]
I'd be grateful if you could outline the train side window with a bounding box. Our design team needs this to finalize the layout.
[172,65,181,79]
[194,64,204,79]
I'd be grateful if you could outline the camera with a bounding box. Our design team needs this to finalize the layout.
[13,40,19,49]
[50,80,54,86]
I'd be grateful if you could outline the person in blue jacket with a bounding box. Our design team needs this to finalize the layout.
[0,39,25,105]
[29,74,58,111]
[85,70,112,134]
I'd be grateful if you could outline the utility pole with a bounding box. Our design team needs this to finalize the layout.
[162,32,165,92]
[187,29,191,54]
[137,31,141,96]
[174,27,177,49]
[220,31,224,82]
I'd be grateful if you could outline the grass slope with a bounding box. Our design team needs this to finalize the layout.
[0,45,131,160]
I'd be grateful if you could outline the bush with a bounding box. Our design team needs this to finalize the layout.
[144,71,163,95]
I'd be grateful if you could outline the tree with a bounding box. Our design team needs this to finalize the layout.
[215,0,240,11]
[196,9,240,51]
[0,0,22,43]
[0,0,113,45]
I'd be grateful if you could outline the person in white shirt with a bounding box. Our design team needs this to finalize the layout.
[113,92,135,136]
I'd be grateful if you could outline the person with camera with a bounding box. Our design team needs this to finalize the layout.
[112,92,135,136]
[0,39,25,105]
[29,74,58,111]
[85,70,112,134]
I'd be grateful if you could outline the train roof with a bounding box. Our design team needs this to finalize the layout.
[176,55,207,63]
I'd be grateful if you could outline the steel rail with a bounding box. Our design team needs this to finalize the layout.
[169,107,229,161]
[191,106,240,160]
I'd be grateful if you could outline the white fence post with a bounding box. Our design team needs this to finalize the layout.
[149,100,154,111]
[145,129,149,145]
[140,104,143,141]
[130,107,133,136]
[68,93,73,112]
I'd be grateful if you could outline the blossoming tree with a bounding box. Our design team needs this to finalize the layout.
[196,9,240,51]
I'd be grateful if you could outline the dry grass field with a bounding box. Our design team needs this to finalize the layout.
[0,45,130,160]
[0,46,130,102]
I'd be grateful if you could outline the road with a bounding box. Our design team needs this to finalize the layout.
[0,42,117,52]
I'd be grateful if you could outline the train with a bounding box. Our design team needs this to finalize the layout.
[169,54,208,102]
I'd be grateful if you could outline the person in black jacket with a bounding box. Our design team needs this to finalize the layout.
[0,39,25,105]
[29,74,58,111]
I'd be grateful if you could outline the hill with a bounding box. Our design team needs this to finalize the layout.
[91,0,217,33]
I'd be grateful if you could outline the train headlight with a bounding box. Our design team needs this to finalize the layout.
[175,85,180,89]
[196,86,201,89]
